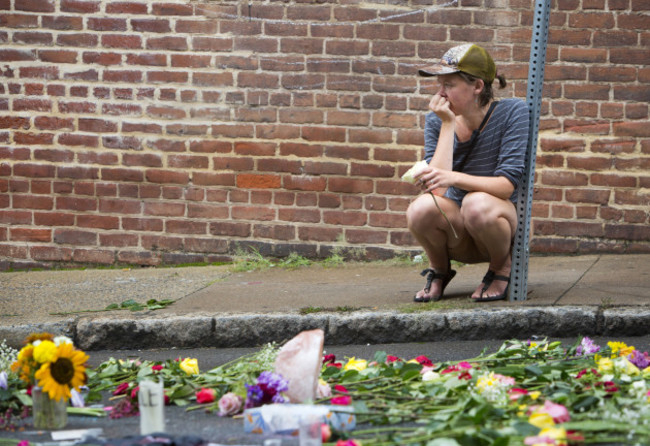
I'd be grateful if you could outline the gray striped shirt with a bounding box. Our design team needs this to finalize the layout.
[424,97,529,206]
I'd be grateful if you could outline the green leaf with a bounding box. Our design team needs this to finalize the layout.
[571,394,599,412]
[373,350,388,364]
[512,421,539,436]
[524,365,543,376]
[105,303,119,310]
[120,299,138,308]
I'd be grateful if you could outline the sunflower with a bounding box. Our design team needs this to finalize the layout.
[34,342,89,401]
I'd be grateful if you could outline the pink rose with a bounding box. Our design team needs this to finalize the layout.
[542,400,570,423]
[415,355,433,367]
[509,388,528,401]
[218,392,243,416]
[386,355,401,363]
[196,388,216,404]
[152,364,163,372]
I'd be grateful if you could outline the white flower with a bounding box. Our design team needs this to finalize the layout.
[54,336,73,346]
[422,370,441,382]
[629,380,646,398]
[401,160,428,184]
[0,371,7,390]
[316,379,332,398]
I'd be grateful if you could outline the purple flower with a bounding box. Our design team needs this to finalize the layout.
[0,371,7,390]
[628,350,650,369]
[245,371,289,409]
[245,384,264,409]
[576,337,601,356]
[257,371,289,393]
[70,388,85,408]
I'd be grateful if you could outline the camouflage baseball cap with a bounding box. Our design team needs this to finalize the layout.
[418,44,496,83]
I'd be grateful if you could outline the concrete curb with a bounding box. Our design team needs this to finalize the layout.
[3,306,649,350]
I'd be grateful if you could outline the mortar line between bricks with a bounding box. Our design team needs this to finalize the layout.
[553,254,601,305]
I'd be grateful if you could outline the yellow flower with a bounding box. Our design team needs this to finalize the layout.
[615,357,640,376]
[597,357,614,374]
[643,366,650,379]
[35,342,88,402]
[528,412,555,429]
[608,341,634,358]
[344,357,367,372]
[529,391,541,400]
[33,340,57,364]
[179,357,199,375]
[539,427,567,445]
[517,404,527,417]
[476,372,497,392]
[16,344,34,362]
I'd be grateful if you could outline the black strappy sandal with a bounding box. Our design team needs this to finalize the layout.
[474,270,510,302]
[413,267,457,303]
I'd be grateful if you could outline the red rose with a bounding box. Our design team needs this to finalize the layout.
[331,395,352,405]
[334,384,348,393]
[196,388,216,404]
[113,382,130,396]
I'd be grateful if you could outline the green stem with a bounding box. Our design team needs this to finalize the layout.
[67,407,107,417]
[430,192,458,239]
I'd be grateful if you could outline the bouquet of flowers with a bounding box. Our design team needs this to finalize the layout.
[11,333,89,402]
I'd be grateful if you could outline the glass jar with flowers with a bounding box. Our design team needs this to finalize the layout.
[11,333,89,430]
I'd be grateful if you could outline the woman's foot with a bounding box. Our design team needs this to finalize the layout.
[471,268,510,301]
[414,268,457,303]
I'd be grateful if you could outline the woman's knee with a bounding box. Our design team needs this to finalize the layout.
[407,195,443,231]
[406,198,428,230]
[461,192,516,233]
[460,193,493,226]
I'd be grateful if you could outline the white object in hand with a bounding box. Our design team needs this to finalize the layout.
[401,160,428,184]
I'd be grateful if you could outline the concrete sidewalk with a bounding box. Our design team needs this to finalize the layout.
[0,253,648,350]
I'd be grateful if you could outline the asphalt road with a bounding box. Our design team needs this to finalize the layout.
[3,336,649,445]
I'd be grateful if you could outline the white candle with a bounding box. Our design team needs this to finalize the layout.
[139,379,165,435]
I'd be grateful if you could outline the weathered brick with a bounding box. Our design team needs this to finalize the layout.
[106,2,148,14]
[15,0,55,12]
[54,229,97,245]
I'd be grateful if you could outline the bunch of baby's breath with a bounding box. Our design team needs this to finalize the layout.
[0,340,17,372]
[254,342,279,371]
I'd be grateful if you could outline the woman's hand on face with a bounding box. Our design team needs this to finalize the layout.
[429,94,455,123]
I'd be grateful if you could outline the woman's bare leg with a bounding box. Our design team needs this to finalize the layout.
[459,192,518,299]
[406,193,464,300]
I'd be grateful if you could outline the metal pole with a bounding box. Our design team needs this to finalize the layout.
[509,0,551,301]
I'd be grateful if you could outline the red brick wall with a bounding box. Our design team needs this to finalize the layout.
[1,0,648,269]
